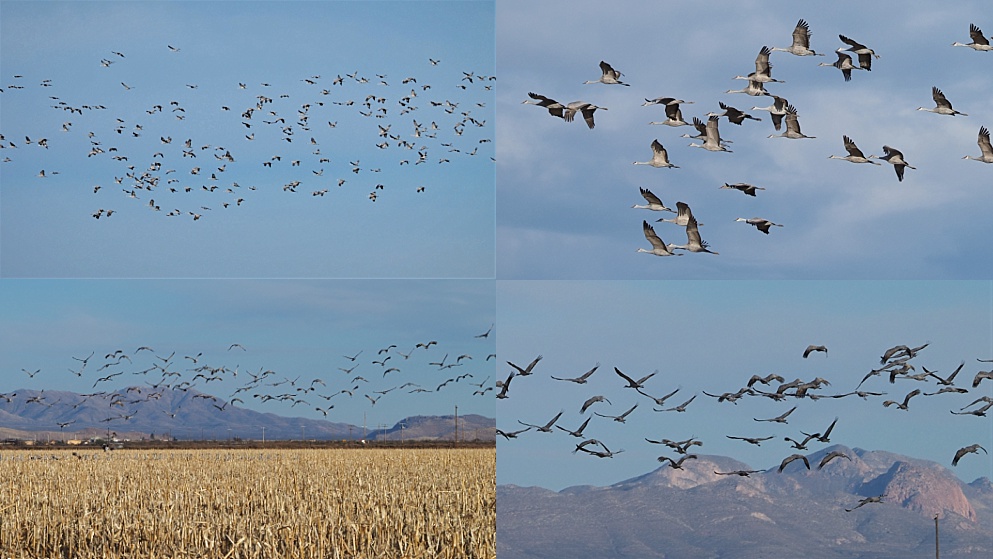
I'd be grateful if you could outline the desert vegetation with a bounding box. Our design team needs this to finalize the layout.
[0,447,495,558]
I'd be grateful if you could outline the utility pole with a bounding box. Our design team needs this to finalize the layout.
[363,411,367,442]
[934,514,940,559]
[454,405,459,445]
[261,426,266,444]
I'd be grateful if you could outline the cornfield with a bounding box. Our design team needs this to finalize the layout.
[0,447,495,558]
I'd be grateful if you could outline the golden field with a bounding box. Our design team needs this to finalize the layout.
[0,447,495,558]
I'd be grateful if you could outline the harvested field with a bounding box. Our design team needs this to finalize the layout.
[0,447,495,558]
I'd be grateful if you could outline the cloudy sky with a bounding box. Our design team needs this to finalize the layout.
[0,1,494,277]
[497,0,992,279]
[497,281,993,490]
[0,279,496,435]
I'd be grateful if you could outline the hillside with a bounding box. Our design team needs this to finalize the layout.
[0,387,494,442]
[497,446,993,559]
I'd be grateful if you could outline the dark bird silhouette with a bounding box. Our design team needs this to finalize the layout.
[778,453,810,472]
[818,450,852,469]
[803,345,828,358]
[952,444,987,466]
[594,403,638,423]
[658,454,697,469]
[550,363,600,384]
[507,355,543,376]
[580,395,611,414]
[517,411,564,433]
[754,406,797,423]
[726,435,774,446]
[714,469,762,477]
[496,427,530,440]
[613,367,656,389]
[846,494,885,512]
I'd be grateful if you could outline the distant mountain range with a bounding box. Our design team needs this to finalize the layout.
[498,446,992,559]
[0,387,494,442]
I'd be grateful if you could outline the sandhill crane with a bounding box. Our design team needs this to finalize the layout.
[643,96,692,107]
[656,201,703,227]
[838,35,879,70]
[784,433,820,450]
[829,135,880,164]
[563,101,606,129]
[751,95,789,130]
[496,427,530,440]
[496,371,514,399]
[637,387,680,406]
[556,416,592,437]
[963,126,993,162]
[973,370,993,388]
[632,187,677,212]
[584,61,630,86]
[803,345,828,358]
[551,363,600,384]
[594,403,638,423]
[648,100,691,127]
[673,215,719,254]
[633,139,678,168]
[807,417,839,443]
[747,373,786,387]
[708,102,761,125]
[726,435,775,446]
[754,406,797,423]
[580,395,611,414]
[658,454,697,469]
[726,79,773,97]
[507,355,542,376]
[846,495,885,512]
[638,221,682,257]
[736,217,783,234]
[522,92,565,119]
[614,367,656,389]
[927,362,965,386]
[517,410,564,433]
[818,450,852,469]
[721,183,765,197]
[715,469,763,476]
[952,24,992,51]
[658,394,697,412]
[819,50,865,81]
[871,146,915,181]
[733,46,783,83]
[768,104,814,139]
[772,19,823,56]
[572,438,609,454]
[688,116,732,152]
[883,388,921,410]
[778,453,810,472]
[918,86,968,116]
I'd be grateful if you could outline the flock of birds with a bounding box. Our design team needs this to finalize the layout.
[0,324,496,436]
[521,21,991,258]
[1,45,493,220]
[498,342,992,513]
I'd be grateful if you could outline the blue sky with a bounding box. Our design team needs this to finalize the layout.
[497,0,993,279]
[0,1,494,277]
[497,281,993,489]
[0,279,496,433]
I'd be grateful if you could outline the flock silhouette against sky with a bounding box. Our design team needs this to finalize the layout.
[0,280,496,432]
[497,281,992,492]
[0,1,494,277]
[499,1,992,279]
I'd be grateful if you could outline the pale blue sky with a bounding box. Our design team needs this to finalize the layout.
[497,281,993,489]
[1,1,494,277]
[497,0,993,279]
[0,279,496,434]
